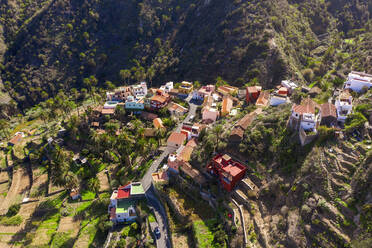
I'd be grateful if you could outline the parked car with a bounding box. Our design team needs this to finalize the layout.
[154,227,161,239]
[189,115,194,121]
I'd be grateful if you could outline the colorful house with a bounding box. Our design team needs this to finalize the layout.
[125,96,145,111]
[178,81,193,95]
[221,96,233,116]
[207,154,247,192]
[192,85,215,100]
[107,86,132,102]
[281,80,298,95]
[344,71,372,92]
[217,85,238,96]
[246,86,261,103]
[150,94,170,109]
[109,182,145,224]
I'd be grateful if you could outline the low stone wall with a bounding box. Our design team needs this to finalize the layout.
[299,127,318,146]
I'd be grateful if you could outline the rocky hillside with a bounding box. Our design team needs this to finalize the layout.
[0,0,371,108]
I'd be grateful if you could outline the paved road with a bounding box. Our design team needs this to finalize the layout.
[139,94,197,248]
[146,185,172,248]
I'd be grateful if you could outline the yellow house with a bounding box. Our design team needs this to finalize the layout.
[178,81,193,94]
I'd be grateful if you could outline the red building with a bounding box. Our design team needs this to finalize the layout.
[207,154,247,192]
[246,86,261,103]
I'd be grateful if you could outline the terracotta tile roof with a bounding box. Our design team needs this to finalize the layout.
[168,102,187,112]
[167,132,186,145]
[222,96,233,114]
[186,138,198,148]
[179,145,194,162]
[230,127,244,139]
[256,90,270,106]
[321,102,337,118]
[151,95,168,104]
[292,98,315,114]
[153,118,164,129]
[236,112,256,130]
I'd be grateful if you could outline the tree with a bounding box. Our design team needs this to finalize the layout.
[65,171,79,190]
[119,69,131,84]
[194,80,201,89]
[0,119,10,138]
[213,125,223,152]
[71,88,80,117]
[87,177,100,198]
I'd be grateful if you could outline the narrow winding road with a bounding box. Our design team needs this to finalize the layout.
[140,94,197,248]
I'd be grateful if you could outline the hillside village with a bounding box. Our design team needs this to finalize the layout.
[0,68,371,248]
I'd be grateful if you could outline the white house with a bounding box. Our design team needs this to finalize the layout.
[335,90,353,122]
[344,71,372,92]
[192,85,215,100]
[132,82,148,98]
[281,80,298,95]
[125,96,144,111]
[290,98,319,131]
[160,82,174,93]
[109,182,145,223]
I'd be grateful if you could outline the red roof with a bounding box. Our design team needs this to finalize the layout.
[292,98,315,114]
[117,183,131,199]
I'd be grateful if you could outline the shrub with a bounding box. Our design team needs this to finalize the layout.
[7,204,20,217]
[345,112,367,132]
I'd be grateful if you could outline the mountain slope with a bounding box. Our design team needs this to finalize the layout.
[0,0,371,108]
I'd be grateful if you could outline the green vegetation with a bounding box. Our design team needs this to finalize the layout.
[0,215,23,226]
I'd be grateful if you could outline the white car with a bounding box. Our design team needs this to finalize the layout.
[189,115,194,120]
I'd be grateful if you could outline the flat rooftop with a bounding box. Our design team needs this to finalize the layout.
[130,182,145,195]
[116,200,134,214]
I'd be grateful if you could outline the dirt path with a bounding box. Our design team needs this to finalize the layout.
[0,168,29,215]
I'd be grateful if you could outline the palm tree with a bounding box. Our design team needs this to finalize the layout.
[71,88,80,117]
[64,171,79,190]
[119,69,131,84]
[155,128,165,147]
[213,124,223,152]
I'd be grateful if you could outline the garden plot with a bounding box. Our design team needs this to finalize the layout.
[0,168,29,215]
[97,170,110,192]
